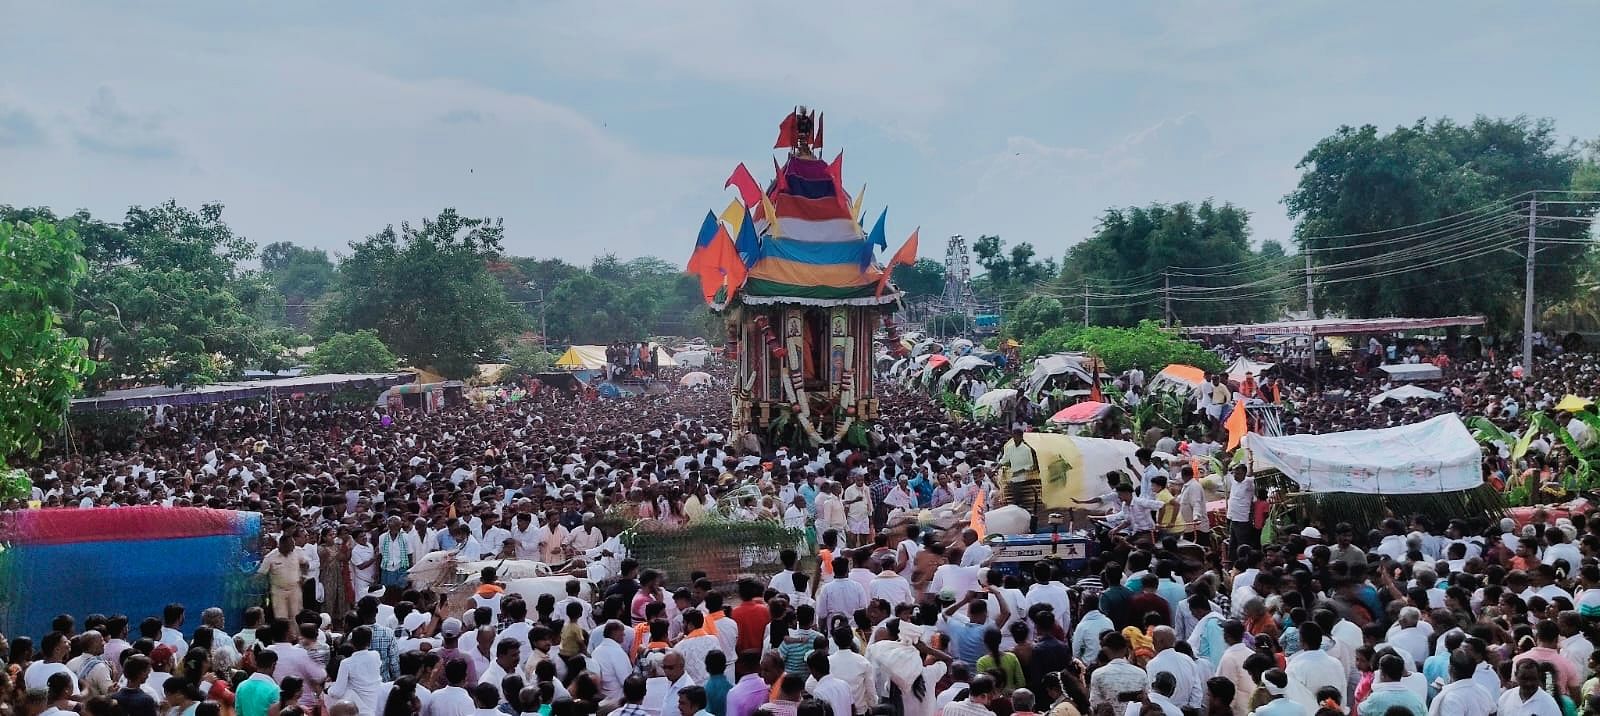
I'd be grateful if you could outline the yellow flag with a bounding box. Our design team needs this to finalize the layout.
[720,200,745,238]
[850,184,866,223]
[761,195,783,238]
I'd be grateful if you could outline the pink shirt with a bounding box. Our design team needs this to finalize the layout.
[1514,646,1579,692]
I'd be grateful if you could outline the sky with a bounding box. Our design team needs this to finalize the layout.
[2,2,1598,269]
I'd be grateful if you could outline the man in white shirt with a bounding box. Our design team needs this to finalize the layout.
[591,621,632,703]
[1429,652,1496,716]
[805,651,855,716]
[1145,626,1202,711]
[1285,622,1346,714]
[1498,659,1563,716]
[816,555,869,626]
[328,626,384,715]
[659,653,696,716]
[421,659,475,716]
[818,631,874,713]
[1224,466,1255,557]
[1385,607,1431,670]
[957,528,993,567]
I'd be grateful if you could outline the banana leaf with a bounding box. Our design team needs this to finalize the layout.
[1531,411,1595,489]
[1466,416,1516,449]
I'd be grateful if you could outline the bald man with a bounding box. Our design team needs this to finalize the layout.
[1145,625,1202,712]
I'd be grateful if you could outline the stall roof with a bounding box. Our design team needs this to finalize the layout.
[71,373,414,412]
[1181,315,1485,337]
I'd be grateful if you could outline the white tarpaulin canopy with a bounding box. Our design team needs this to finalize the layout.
[1378,363,1442,382]
[1243,413,1480,494]
[673,349,712,368]
[939,355,995,386]
[973,388,1017,414]
[1227,357,1275,384]
[1368,384,1444,405]
[678,371,713,387]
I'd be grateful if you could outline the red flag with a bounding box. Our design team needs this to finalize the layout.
[773,156,787,193]
[828,151,843,188]
[1089,366,1104,403]
[725,164,761,208]
[814,112,824,149]
[876,228,919,297]
[687,225,745,303]
[774,111,797,149]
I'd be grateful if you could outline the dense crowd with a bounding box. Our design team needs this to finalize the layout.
[6,341,1600,716]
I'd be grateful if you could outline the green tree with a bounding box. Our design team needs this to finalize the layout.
[893,258,946,299]
[1021,320,1223,373]
[306,330,397,374]
[3,202,293,389]
[973,235,1058,303]
[260,241,335,305]
[1,219,94,464]
[1286,116,1593,326]
[503,342,559,381]
[1057,201,1281,326]
[318,208,525,379]
[1005,295,1067,341]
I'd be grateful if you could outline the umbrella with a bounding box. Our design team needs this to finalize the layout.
[974,388,1018,413]
[678,371,713,387]
[927,354,950,368]
[1049,401,1115,424]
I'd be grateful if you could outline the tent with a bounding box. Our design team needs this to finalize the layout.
[555,345,609,370]
[938,355,995,386]
[1368,384,1444,406]
[973,389,1018,416]
[1149,364,1207,396]
[1022,353,1099,399]
[554,344,678,371]
[679,371,713,387]
[1021,433,1141,506]
[1048,401,1116,425]
[1226,357,1275,384]
[1244,413,1480,495]
[1378,363,1442,382]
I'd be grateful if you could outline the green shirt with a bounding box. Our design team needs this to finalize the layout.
[235,675,280,716]
[975,651,1026,692]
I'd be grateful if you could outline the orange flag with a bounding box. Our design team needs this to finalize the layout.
[969,488,987,539]
[876,228,919,297]
[687,225,745,303]
[1225,398,1248,450]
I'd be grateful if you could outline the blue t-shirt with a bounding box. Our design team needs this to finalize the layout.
[943,616,989,666]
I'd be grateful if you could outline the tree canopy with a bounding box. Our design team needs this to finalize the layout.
[1022,320,1224,374]
[1056,201,1282,327]
[306,330,397,374]
[973,235,1058,304]
[317,208,526,380]
[1285,116,1594,327]
[894,258,947,300]
[1,219,94,464]
[1,202,296,389]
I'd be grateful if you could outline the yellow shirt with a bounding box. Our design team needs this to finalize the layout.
[256,549,305,589]
[1156,490,1182,534]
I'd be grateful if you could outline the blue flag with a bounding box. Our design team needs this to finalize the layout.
[735,206,761,267]
[867,208,888,251]
[694,210,718,249]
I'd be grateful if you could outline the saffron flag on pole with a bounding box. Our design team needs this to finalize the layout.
[1225,398,1248,450]
[688,224,745,303]
[876,228,918,297]
[1089,363,1104,403]
[725,164,762,208]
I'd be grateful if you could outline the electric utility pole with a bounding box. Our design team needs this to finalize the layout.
[1522,193,1537,377]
